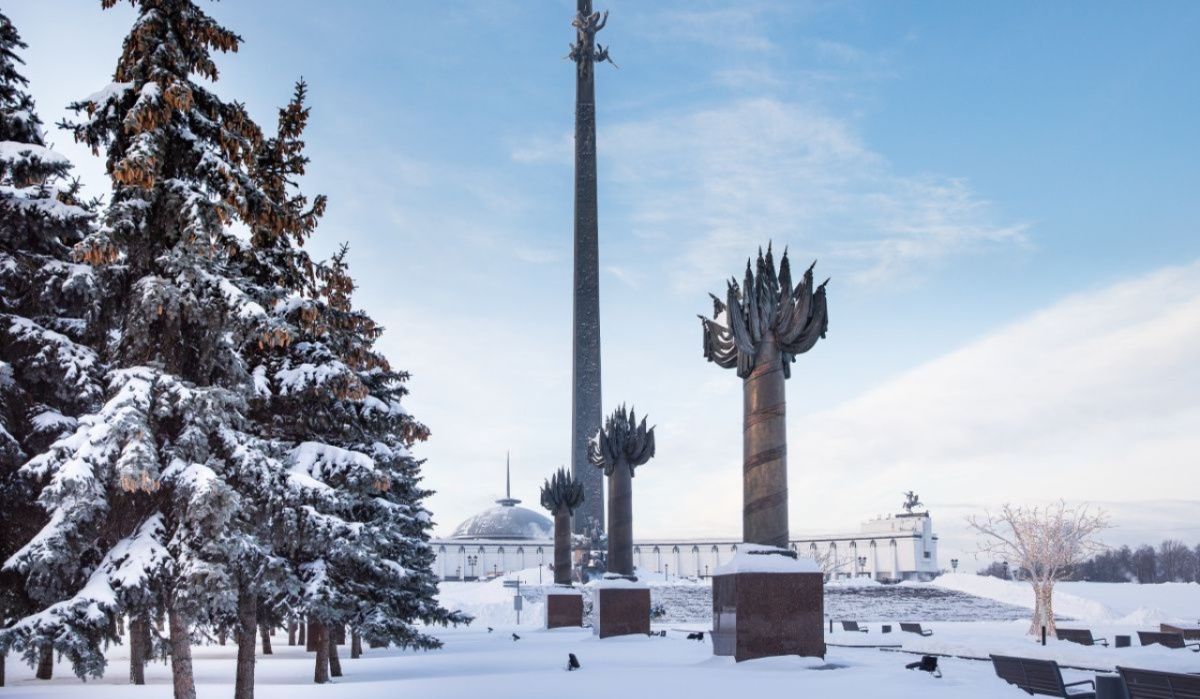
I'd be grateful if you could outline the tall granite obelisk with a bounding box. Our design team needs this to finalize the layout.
[568,0,610,535]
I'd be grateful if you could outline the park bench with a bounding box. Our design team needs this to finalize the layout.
[1160,624,1200,641]
[900,622,933,637]
[1138,631,1200,651]
[841,621,868,633]
[990,655,1095,698]
[1118,666,1200,699]
[1056,628,1108,647]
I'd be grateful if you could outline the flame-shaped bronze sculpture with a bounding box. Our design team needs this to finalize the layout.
[589,405,655,579]
[699,245,828,548]
[540,468,586,585]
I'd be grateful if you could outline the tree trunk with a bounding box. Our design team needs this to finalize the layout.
[234,587,257,699]
[1,650,6,687]
[306,620,317,652]
[168,604,197,699]
[35,644,52,680]
[1028,581,1057,636]
[351,631,362,659]
[742,333,788,548]
[554,510,572,585]
[312,624,329,684]
[569,0,605,538]
[130,615,147,684]
[607,463,634,578]
[328,636,342,678]
[297,618,306,647]
[259,622,272,655]
[117,615,126,636]
[218,630,227,646]
[287,621,297,646]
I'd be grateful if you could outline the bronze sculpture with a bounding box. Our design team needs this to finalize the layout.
[699,245,829,548]
[540,468,586,585]
[589,405,655,579]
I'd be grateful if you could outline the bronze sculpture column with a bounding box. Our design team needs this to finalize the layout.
[569,0,612,536]
[589,406,655,578]
[699,246,829,546]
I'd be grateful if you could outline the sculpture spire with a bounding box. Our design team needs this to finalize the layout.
[497,451,520,507]
[568,0,613,536]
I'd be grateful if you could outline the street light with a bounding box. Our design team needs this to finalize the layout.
[704,565,709,579]
[950,558,959,573]
[664,563,669,580]
[467,555,478,580]
[538,563,543,585]
[857,556,866,577]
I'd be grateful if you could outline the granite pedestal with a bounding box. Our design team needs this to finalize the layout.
[593,582,651,638]
[711,546,825,662]
[545,589,584,629]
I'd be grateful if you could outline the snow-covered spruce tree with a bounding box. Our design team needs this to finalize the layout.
[3,2,280,696]
[250,245,466,683]
[0,11,105,685]
[222,79,327,699]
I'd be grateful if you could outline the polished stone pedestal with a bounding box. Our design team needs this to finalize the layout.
[593,583,651,638]
[711,546,825,662]
[546,590,584,629]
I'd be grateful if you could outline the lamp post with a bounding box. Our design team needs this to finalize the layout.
[857,556,867,578]
[493,563,498,579]
[538,563,543,585]
[455,566,461,581]
[664,563,669,581]
[705,564,709,579]
[1001,560,1010,580]
[467,555,478,580]
[950,558,959,573]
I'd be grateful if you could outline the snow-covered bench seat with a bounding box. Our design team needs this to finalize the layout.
[990,654,1095,698]
[1056,628,1108,647]
[1118,666,1200,699]
[1137,631,1200,651]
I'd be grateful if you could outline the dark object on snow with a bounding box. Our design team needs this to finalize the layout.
[1056,628,1108,647]
[1118,665,1200,699]
[1114,635,1131,648]
[687,632,705,641]
[567,653,581,671]
[882,625,892,634]
[841,621,868,633]
[991,655,1095,698]
[487,627,494,633]
[905,655,941,678]
[1137,631,1199,651]
[900,623,933,637]
[512,633,521,641]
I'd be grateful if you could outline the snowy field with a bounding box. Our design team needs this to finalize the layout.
[4,573,1198,698]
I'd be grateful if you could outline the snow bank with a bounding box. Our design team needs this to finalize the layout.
[926,574,1200,624]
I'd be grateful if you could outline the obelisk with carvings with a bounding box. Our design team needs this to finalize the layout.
[568,0,613,536]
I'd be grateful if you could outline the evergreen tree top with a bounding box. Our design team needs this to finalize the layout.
[0,12,43,147]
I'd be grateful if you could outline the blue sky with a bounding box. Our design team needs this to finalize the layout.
[9,1,1200,565]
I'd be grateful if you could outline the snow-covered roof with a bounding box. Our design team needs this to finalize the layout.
[450,504,553,541]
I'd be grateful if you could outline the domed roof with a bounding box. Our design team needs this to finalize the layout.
[451,504,552,541]
[450,454,553,541]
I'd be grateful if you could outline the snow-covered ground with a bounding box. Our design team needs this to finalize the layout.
[4,574,1198,698]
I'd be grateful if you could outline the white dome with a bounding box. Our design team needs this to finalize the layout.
[451,504,552,541]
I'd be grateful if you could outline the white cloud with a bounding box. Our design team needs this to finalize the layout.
[599,98,1027,291]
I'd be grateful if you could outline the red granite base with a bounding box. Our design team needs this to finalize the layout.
[594,586,651,638]
[546,592,584,629]
[712,571,825,662]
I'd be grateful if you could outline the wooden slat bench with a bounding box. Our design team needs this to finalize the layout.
[1056,628,1109,647]
[841,621,868,633]
[1118,666,1200,699]
[1138,631,1200,651]
[991,655,1095,698]
[900,622,933,637]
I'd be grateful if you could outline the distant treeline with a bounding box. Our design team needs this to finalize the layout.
[976,540,1200,583]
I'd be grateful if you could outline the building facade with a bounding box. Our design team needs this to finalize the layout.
[433,509,940,583]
